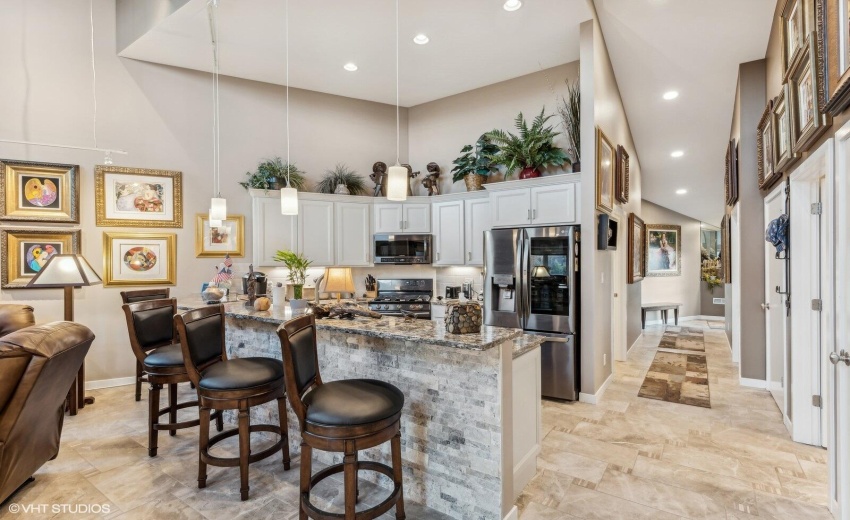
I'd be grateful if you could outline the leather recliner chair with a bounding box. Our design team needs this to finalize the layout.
[0,304,94,503]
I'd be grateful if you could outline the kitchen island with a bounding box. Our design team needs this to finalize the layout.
[177,298,542,520]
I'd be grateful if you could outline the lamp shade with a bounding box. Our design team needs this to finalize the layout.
[386,165,408,201]
[280,186,299,215]
[531,265,551,278]
[208,207,223,227]
[210,197,227,221]
[27,254,102,288]
[324,267,355,294]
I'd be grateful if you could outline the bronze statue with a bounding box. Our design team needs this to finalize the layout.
[422,162,441,196]
[370,161,387,197]
[402,164,420,196]
[246,264,257,307]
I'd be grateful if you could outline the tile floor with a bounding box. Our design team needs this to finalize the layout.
[516,320,832,520]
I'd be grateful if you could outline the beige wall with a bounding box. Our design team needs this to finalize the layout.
[0,0,407,383]
[408,63,579,195]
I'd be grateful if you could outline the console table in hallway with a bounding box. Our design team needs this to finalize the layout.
[641,302,682,329]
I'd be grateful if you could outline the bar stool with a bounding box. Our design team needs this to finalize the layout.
[122,298,222,457]
[120,288,170,402]
[276,314,406,520]
[174,304,291,501]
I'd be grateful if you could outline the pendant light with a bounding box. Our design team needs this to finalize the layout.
[208,0,226,227]
[386,0,407,202]
[280,0,299,215]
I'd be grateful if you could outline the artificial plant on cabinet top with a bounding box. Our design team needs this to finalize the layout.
[486,109,570,179]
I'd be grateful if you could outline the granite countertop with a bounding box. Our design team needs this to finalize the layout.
[431,298,485,307]
[178,297,521,351]
[512,334,546,359]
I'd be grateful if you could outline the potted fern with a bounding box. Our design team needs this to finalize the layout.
[486,109,570,179]
[272,249,312,312]
[316,163,368,195]
[450,134,500,191]
[240,157,306,191]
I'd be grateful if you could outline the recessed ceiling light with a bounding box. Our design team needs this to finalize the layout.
[503,0,522,11]
[413,34,430,45]
[343,63,358,72]
[663,91,679,100]
[670,150,684,158]
[676,188,687,195]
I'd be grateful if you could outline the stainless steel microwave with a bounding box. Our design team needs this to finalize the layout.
[373,234,432,264]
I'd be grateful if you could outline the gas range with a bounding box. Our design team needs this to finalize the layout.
[368,278,433,319]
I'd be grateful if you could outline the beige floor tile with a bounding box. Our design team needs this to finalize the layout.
[755,490,834,519]
[537,445,608,483]
[544,429,639,469]
[519,500,581,519]
[661,443,782,487]
[777,474,829,506]
[555,479,681,520]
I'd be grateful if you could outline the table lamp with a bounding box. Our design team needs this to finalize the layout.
[531,266,551,278]
[27,254,102,414]
[324,267,355,302]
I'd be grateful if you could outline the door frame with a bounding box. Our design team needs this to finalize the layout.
[789,138,833,447]
[731,204,742,365]
[612,208,627,361]
[763,182,789,430]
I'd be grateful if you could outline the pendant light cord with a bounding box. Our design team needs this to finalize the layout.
[89,0,98,150]
[208,0,221,198]
[395,0,400,166]
[285,0,291,187]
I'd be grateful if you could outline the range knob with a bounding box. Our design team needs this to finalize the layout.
[382,305,389,310]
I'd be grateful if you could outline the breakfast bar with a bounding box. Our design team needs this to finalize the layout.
[178,299,542,520]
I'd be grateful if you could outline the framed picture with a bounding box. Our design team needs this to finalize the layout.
[788,32,831,154]
[627,213,645,284]
[725,139,739,206]
[645,224,682,277]
[615,145,630,204]
[782,0,812,81]
[772,87,799,178]
[1,229,81,288]
[0,159,79,223]
[103,232,176,287]
[595,128,615,213]
[721,215,732,283]
[195,214,244,257]
[758,99,778,189]
[95,166,183,228]
[821,0,850,114]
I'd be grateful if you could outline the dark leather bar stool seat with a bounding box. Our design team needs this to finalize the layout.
[122,298,223,457]
[174,304,291,501]
[120,288,171,402]
[277,315,406,520]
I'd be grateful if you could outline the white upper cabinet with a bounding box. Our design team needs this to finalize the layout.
[530,184,577,225]
[374,203,431,233]
[403,203,431,233]
[464,198,491,266]
[298,200,335,267]
[335,202,372,266]
[489,176,580,228]
[432,201,465,266]
[253,195,297,267]
[491,189,532,228]
[374,204,404,233]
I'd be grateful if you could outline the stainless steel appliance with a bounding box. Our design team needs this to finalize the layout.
[373,234,432,265]
[445,286,461,299]
[368,278,433,319]
[484,226,580,400]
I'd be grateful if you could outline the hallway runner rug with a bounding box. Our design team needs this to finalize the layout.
[639,326,711,408]
[658,326,705,352]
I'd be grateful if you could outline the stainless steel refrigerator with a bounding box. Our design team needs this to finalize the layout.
[484,226,580,400]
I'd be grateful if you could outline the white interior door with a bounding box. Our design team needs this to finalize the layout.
[611,213,626,361]
[763,184,787,420]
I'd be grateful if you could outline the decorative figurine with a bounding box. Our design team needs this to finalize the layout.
[402,164,420,196]
[370,161,387,197]
[246,264,258,308]
[421,162,441,196]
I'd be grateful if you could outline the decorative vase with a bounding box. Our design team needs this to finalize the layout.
[289,299,309,315]
[268,178,286,190]
[519,167,541,179]
[444,301,483,334]
[464,174,485,191]
[571,161,581,173]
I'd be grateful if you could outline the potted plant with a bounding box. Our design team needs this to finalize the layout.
[450,134,500,191]
[316,163,368,195]
[485,109,570,179]
[272,249,312,312]
[557,79,581,172]
[239,157,306,191]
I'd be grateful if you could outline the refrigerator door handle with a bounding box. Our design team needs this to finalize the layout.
[521,229,531,324]
[515,229,525,327]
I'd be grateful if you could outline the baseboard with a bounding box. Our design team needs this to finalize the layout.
[644,315,725,326]
[739,377,768,389]
[784,414,792,434]
[513,443,539,501]
[503,506,518,520]
[628,333,642,351]
[86,377,135,390]
[579,372,613,405]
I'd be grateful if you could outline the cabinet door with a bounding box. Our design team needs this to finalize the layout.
[490,189,531,228]
[336,202,372,266]
[374,204,404,233]
[531,183,577,225]
[253,196,297,267]
[298,200,335,266]
[432,201,465,266]
[464,198,491,266]
[403,203,431,233]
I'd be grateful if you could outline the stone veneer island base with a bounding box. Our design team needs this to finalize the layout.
[178,299,542,520]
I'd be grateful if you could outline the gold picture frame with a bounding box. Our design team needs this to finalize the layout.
[782,0,813,82]
[95,166,183,228]
[821,0,850,115]
[103,232,177,287]
[615,145,630,204]
[627,213,645,284]
[772,87,799,178]
[1,229,80,288]
[757,99,778,189]
[645,224,682,277]
[788,32,832,154]
[0,159,79,223]
[595,127,615,213]
[195,214,245,257]
[724,139,739,206]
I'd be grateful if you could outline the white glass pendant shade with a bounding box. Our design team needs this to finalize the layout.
[280,186,299,215]
[208,207,223,227]
[210,197,227,221]
[386,165,408,201]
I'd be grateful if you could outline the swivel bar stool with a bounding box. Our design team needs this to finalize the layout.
[120,288,170,402]
[122,297,222,457]
[277,314,406,520]
[174,304,291,501]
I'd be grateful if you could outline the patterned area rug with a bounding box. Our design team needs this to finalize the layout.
[639,327,711,408]
[657,326,705,352]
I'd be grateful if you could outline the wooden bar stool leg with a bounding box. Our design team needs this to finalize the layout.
[238,405,251,501]
[149,383,161,457]
[215,410,224,432]
[354,451,360,504]
[299,442,312,520]
[198,407,210,488]
[135,361,143,402]
[276,397,291,470]
[391,432,406,520]
[168,383,178,436]
[343,442,357,520]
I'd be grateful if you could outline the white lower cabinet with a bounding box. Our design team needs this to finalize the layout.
[464,198,491,265]
[512,346,542,500]
[253,196,297,267]
[432,201,465,266]
[335,202,372,266]
[298,200,335,266]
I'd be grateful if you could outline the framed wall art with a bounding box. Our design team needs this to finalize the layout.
[725,139,739,206]
[615,145,630,204]
[788,32,831,154]
[0,159,79,223]
[771,87,799,177]
[645,224,682,277]
[1,229,80,288]
[721,214,732,283]
[95,166,183,228]
[595,127,615,213]
[195,214,244,258]
[627,213,645,284]
[757,99,778,189]
[822,0,850,114]
[782,0,813,81]
[103,232,176,287]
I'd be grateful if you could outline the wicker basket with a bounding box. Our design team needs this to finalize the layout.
[464,174,485,191]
